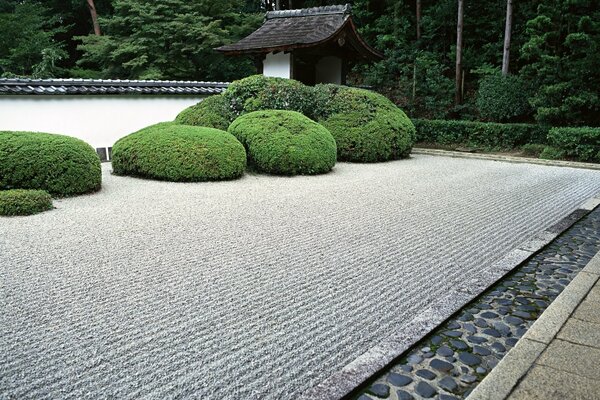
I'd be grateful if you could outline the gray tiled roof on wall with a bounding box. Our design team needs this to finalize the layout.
[0,78,229,95]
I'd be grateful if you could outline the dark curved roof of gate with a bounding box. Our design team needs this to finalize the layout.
[0,78,229,95]
[216,4,382,60]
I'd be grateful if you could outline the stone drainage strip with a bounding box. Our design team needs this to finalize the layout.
[340,201,600,400]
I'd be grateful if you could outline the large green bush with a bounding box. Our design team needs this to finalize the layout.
[112,122,246,181]
[316,85,415,162]
[0,131,101,196]
[413,119,548,149]
[546,127,600,162]
[228,110,336,175]
[224,75,321,120]
[476,74,532,122]
[175,95,234,131]
[0,189,53,216]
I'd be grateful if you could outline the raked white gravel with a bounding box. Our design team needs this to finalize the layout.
[1,155,600,399]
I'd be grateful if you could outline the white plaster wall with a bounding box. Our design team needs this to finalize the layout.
[263,52,291,79]
[0,95,206,149]
[315,56,342,84]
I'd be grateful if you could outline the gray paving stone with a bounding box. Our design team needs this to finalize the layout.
[396,389,413,400]
[415,381,437,398]
[367,383,390,398]
[459,352,481,366]
[536,339,600,380]
[557,317,600,348]
[508,365,600,400]
[430,359,454,372]
[415,369,437,380]
[438,376,458,393]
[436,346,454,357]
[387,373,412,387]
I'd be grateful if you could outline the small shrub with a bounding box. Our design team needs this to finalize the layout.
[0,189,53,216]
[0,131,101,196]
[175,95,234,131]
[547,127,600,162]
[228,110,336,175]
[540,146,566,160]
[521,144,547,157]
[316,85,415,162]
[413,119,549,150]
[224,75,320,120]
[112,122,246,181]
[476,74,532,122]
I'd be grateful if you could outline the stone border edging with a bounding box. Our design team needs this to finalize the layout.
[466,250,600,400]
[412,148,600,171]
[300,195,600,400]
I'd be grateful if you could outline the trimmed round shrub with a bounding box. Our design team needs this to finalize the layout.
[112,122,246,181]
[228,110,336,175]
[224,75,320,120]
[175,95,234,131]
[0,189,53,216]
[316,85,416,162]
[476,74,532,122]
[0,131,101,196]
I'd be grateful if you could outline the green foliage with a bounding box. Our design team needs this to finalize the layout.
[224,75,322,120]
[520,1,600,126]
[316,86,415,162]
[546,127,600,162]
[228,110,336,175]
[0,189,52,216]
[521,144,547,158]
[76,0,262,81]
[539,146,566,161]
[175,95,234,130]
[476,74,532,122]
[0,131,101,196]
[112,122,246,181]
[0,1,67,77]
[413,119,548,150]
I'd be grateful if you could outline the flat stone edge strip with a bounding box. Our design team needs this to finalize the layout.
[299,196,600,400]
[466,251,600,400]
[412,148,600,171]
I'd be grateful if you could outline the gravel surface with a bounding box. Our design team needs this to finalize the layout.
[2,155,600,399]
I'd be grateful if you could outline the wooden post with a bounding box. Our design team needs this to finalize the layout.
[502,0,513,76]
[87,0,101,36]
[455,0,464,105]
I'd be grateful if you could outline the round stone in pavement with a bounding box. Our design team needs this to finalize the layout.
[450,339,468,350]
[416,369,437,380]
[387,373,413,387]
[459,352,482,366]
[483,328,502,338]
[467,335,488,344]
[473,345,492,356]
[480,311,498,319]
[438,376,458,393]
[396,390,414,400]
[368,383,390,398]
[430,359,454,372]
[460,374,477,383]
[443,330,463,338]
[491,342,506,353]
[437,345,454,357]
[439,395,459,400]
[358,395,374,400]
[415,381,437,398]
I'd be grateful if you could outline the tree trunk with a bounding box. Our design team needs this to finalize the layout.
[416,0,421,40]
[275,0,281,10]
[87,0,101,36]
[455,0,464,105]
[502,0,513,76]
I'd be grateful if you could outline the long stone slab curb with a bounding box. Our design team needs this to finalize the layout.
[300,196,600,400]
[466,251,600,400]
[412,148,600,171]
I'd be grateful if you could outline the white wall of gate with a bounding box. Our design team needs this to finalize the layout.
[0,95,206,152]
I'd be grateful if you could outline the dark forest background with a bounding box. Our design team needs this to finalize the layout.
[1,0,598,126]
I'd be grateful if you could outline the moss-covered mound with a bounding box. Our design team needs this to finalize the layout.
[224,75,320,120]
[228,110,336,175]
[0,131,101,196]
[0,189,53,216]
[175,95,234,131]
[112,122,246,181]
[316,85,416,162]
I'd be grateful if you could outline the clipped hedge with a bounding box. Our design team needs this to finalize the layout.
[228,110,336,175]
[0,131,101,196]
[0,189,53,216]
[112,122,246,181]
[317,85,415,162]
[413,119,549,149]
[175,95,234,131]
[546,127,600,162]
[224,75,320,120]
[476,74,532,122]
